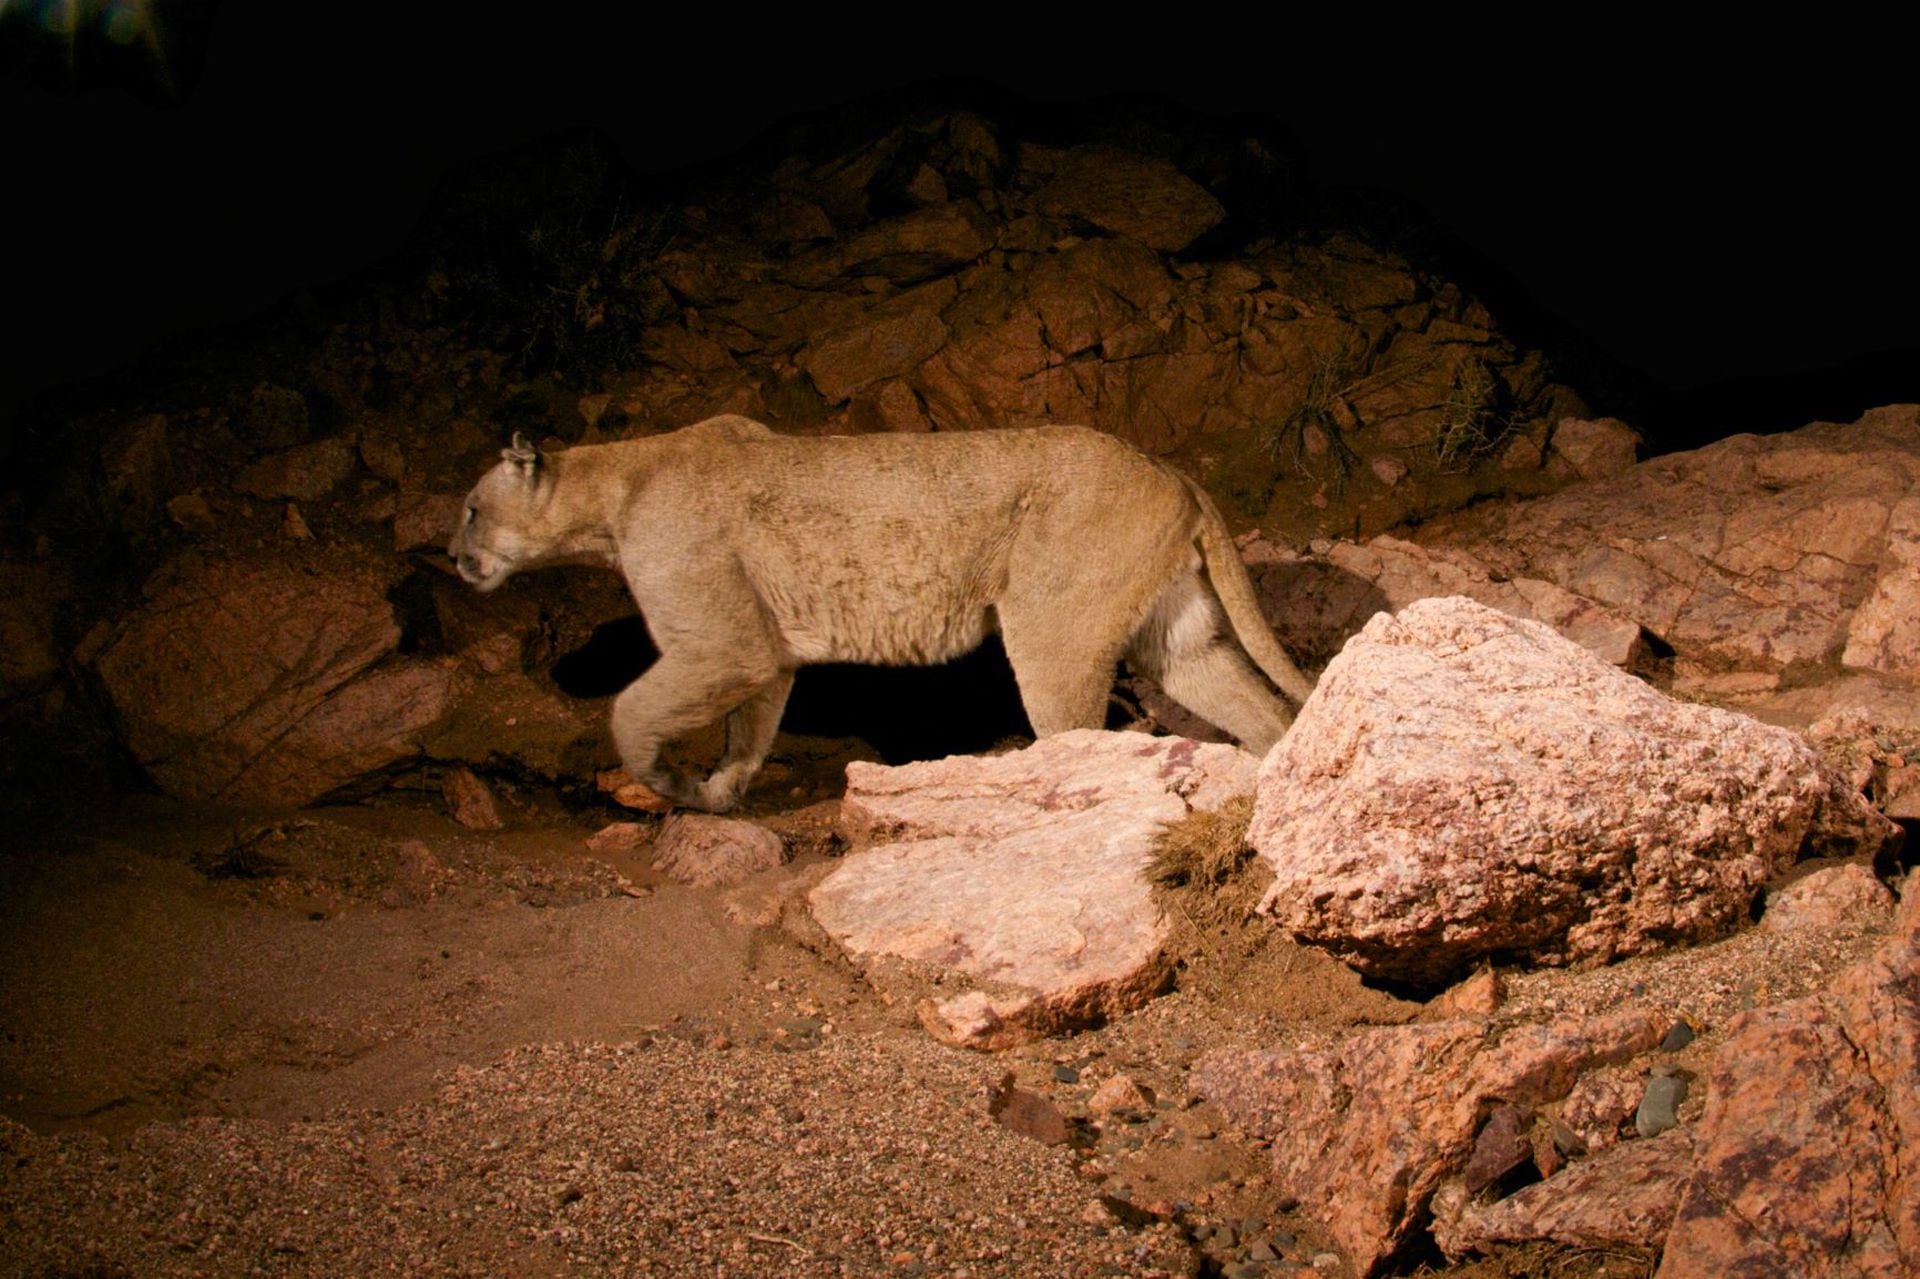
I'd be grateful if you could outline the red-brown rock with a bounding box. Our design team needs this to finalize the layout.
[1087,1073,1154,1118]
[441,767,504,830]
[1435,1129,1694,1258]
[583,821,646,853]
[1192,1008,1663,1276]
[92,552,456,806]
[1030,146,1224,252]
[800,309,949,402]
[1545,416,1641,481]
[235,437,358,503]
[988,1073,1072,1146]
[1557,1065,1643,1155]
[651,813,785,888]
[1434,967,1506,1020]
[1307,535,1652,668]
[596,767,672,814]
[1422,405,1920,690]
[1251,597,1895,984]
[99,413,170,535]
[393,482,465,554]
[818,202,993,284]
[1762,863,1894,934]
[1659,889,1920,1277]
[1461,1104,1533,1194]
[217,660,456,806]
[1842,492,1920,677]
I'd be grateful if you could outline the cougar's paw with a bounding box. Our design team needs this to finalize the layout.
[593,767,677,813]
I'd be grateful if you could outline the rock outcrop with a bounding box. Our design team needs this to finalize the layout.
[558,106,1587,546]
[1193,1009,1667,1276]
[1250,597,1895,984]
[1421,405,1920,692]
[1242,532,1654,671]
[1659,888,1920,1278]
[1197,857,1920,1276]
[91,551,458,806]
[809,730,1255,1049]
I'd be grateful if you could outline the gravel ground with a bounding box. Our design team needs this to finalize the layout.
[0,790,1902,1279]
[0,1033,1206,1278]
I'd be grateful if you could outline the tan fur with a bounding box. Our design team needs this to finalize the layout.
[450,417,1313,811]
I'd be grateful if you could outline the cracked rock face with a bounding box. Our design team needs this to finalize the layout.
[809,730,1257,1049]
[1654,888,1920,1278]
[1419,404,1920,692]
[1241,533,1654,672]
[1251,597,1896,984]
[92,551,457,806]
[1194,1009,1666,1277]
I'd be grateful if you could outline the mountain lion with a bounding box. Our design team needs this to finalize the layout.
[450,416,1313,811]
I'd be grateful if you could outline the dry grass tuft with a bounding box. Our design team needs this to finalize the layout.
[1416,1240,1657,1279]
[1148,796,1262,934]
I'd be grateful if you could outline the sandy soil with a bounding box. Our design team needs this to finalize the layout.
[0,777,1891,1279]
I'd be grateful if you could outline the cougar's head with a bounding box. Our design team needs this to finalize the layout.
[449,432,547,593]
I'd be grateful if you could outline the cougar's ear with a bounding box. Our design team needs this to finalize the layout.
[501,432,541,475]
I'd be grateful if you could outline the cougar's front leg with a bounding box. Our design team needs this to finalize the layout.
[608,649,781,812]
[696,668,795,812]
[611,556,785,812]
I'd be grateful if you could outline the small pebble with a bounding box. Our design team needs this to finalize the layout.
[1661,1020,1697,1052]
[1637,1074,1689,1138]
[1052,1064,1080,1084]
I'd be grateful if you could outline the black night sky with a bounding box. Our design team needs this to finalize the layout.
[3,7,1915,441]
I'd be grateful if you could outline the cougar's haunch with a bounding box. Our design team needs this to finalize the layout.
[450,417,1314,811]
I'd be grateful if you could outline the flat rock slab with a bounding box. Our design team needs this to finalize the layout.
[1433,1128,1695,1258]
[810,730,1256,1049]
[1252,596,1896,985]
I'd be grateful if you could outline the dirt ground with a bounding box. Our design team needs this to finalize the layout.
[0,760,1882,1279]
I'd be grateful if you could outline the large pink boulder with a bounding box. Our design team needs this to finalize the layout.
[1252,597,1894,984]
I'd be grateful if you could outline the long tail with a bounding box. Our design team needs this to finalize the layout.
[1174,471,1317,706]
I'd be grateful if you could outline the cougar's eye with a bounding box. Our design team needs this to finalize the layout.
[463,505,477,526]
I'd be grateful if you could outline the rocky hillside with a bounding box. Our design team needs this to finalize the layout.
[0,95,1603,810]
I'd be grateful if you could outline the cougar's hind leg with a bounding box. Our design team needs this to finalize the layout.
[1129,570,1292,755]
[996,600,1130,737]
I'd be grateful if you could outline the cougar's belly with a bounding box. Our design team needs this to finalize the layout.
[753,560,999,667]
